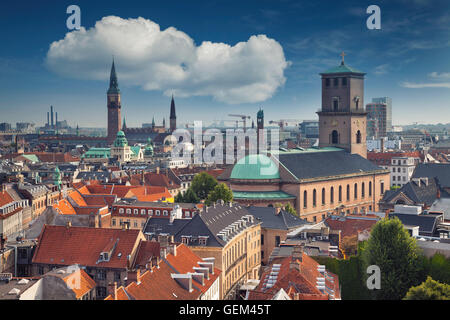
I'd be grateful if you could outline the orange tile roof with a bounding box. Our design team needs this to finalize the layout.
[325,216,379,238]
[133,241,160,268]
[63,269,96,299]
[53,199,76,215]
[33,225,142,269]
[106,244,221,300]
[0,190,14,207]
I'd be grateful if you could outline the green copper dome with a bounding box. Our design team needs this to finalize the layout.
[230,154,280,180]
[144,138,154,156]
[321,62,365,75]
[114,130,128,147]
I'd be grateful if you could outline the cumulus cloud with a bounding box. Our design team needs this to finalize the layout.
[401,81,450,88]
[46,16,289,104]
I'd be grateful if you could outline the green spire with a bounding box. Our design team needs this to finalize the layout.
[54,166,62,190]
[122,117,127,129]
[113,130,128,147]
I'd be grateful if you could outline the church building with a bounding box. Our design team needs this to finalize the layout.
[218,55,390,222]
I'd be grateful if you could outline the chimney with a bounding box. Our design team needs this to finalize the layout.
[160,248,167,259]
[290,244,304,271]
[1,184,7,193]
[171,274,193,292]
[168,244,177,256]
[126,269,141,286]
[107,282,118,300]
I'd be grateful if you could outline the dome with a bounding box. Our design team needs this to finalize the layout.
[114,130,128,147]
[230,154,280,180]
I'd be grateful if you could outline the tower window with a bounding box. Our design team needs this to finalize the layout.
[325,78,330,87]
[333,99,339,111]
[334,78,339,86]
[303,190,307,208]
[342,77,347,86]
[331,130,339,144]
[356,130,362,144]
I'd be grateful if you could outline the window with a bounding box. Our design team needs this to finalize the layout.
[369,181,372,196]
[354,184,358,200]
[156,210,160,216]
[326,78,330,87]
[339,186,342,202]
[126,209,131,214]
[393,176,396,181]
[185,211,190,218]
[333,78,338,86]
[346,185,350,201]
[275,236,281,247]
[114,272,121,281]
[96,287,107,298]
[134,221,138,228]
[333,99,339,111]
[313,189,317,207]
[330,187,334,203]
[96,269,106,280]
[261,234,264,245]
[342,77,347,86]
[356,130,361,144]
[303,190,307,208]
[112,219,116,226]
[182,236,190,244]
[331,130,339,144]
[322,188,325,205]
[141,209,146,215]
[313,216,317,222]
[362,182,365,198]
[148,209,153,216]
[381,181,385,194]
[119,208,124,214]
[163,210,168,216]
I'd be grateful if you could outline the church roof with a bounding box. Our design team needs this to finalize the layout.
[321,63,365,75]
[233,191,295,200]
[230,154,280,180]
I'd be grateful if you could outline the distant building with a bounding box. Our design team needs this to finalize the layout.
[371,97,392,132]
[0,123,12,132]
[366,98,392,138]
[390,156,419,187]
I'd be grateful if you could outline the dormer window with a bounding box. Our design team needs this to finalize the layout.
[182,236,190,245]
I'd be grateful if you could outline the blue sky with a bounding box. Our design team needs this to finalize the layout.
[1,0,449,128]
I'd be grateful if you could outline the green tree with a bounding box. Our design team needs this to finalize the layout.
[174,192,184,203]
[190,172,218,200]
[206,183,233,205]
[362,217,423,300]
[404,276,450,300]
[284,203,297,216]
[424,253,450,285]
[182,188,200,204]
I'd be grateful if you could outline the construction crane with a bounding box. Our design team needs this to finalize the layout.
[213,119,245,129]
[228,114,251,131]
[269,119,301,131]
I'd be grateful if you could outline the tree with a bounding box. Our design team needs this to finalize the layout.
[183,188,200,204]
[341,235,358,259]
[190,172,218,200]
[284,203,297,216]
[404,276,450,300]
[206,183,233,205]
[362,217,423,300]
[174,192,184,203]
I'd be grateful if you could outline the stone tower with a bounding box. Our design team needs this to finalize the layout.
[107,59,122,144]
[317,53,367,158]
[170,95,176,133]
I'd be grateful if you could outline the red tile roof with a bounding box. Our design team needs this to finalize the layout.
[0,190,14,207]
[325,215,379,238]
[133,241,160,268]
[63,269,96,299]
[106,244,221,300]
[32,225,143,269]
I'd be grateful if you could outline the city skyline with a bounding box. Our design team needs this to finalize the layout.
[1,0,450,128]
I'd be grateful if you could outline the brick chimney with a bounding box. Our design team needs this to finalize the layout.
[107,282,118,300]
[290,244,304,271]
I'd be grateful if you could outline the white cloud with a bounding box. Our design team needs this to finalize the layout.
[428,72,450,79]
[46,16,289,104]
[401,81,450,88]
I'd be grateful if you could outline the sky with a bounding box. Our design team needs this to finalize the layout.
[0,0,449,128]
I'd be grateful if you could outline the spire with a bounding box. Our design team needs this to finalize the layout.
[152,116,155,127]
[170,94,176,119]
[108,58,120,94]
[163,117,166,128]
[122,117,127,130]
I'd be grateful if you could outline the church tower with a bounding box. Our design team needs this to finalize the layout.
[170,95,176,133]
[257,108,264,153]
[107,59,122,143]
[317,53,367,158]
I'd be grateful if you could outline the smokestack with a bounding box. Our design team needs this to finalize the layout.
[51,106,54,128]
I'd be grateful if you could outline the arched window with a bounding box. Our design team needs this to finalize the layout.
[333,99,339,111]
[330,187,334,203]
[362,182,365,198]
[346,185,350,201]
[354,183,358,200]
[303,190,307,208]
[313,189,317,207]
[369,181,372,196]
[356,130,362,144]
[339,186,342,202]
[331,130,339,144]
[322,188,325,205]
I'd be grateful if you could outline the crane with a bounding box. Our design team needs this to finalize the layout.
[269,119,301,131]
[228,114,251,131]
